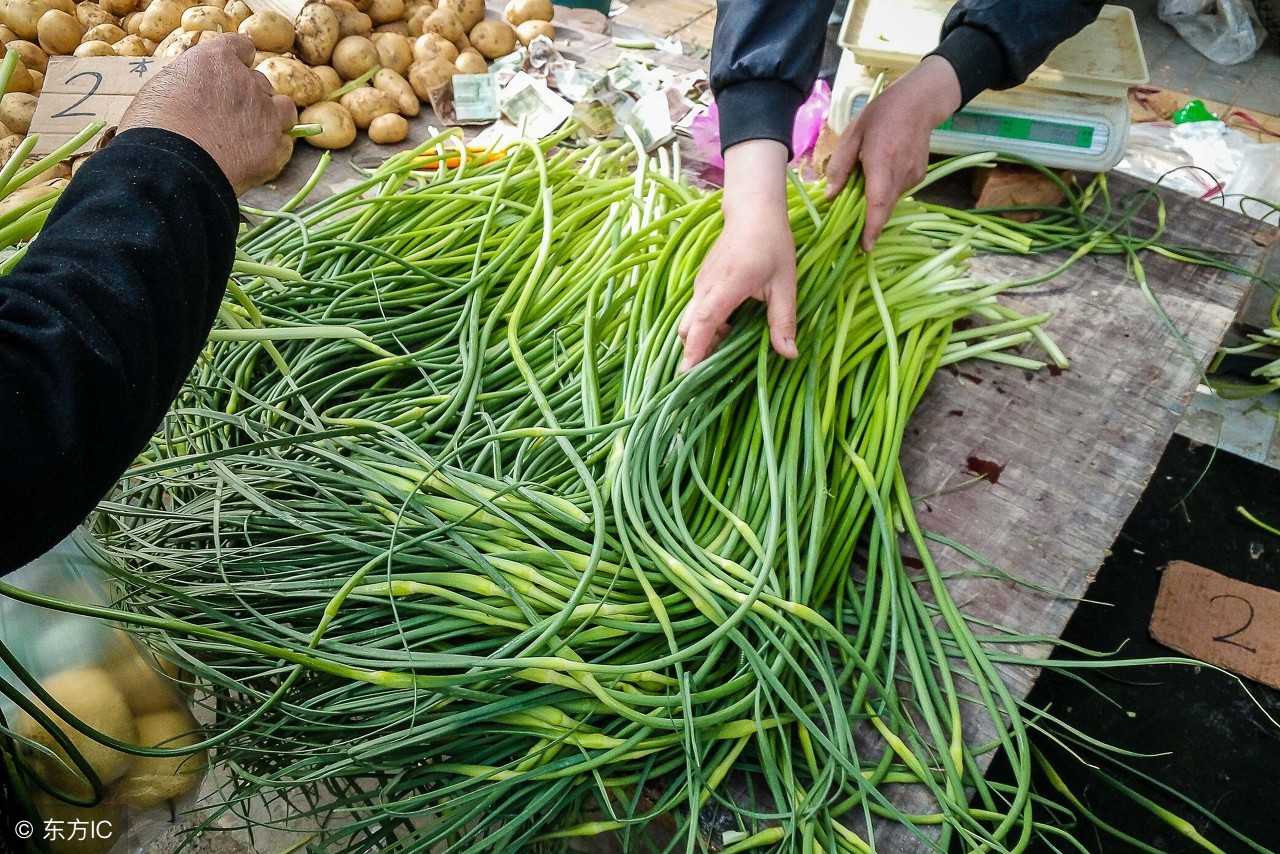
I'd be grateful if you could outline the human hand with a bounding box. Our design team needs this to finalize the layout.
[118,33,297,196]
[825,55,962,250]
[679,139,798,372]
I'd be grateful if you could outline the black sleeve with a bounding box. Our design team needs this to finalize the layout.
[0,127,238,574]
[930,0,1107,106]
[710,0,838,156]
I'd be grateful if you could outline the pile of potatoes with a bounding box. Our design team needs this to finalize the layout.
[0,0,555,154]
[16,642,205,854]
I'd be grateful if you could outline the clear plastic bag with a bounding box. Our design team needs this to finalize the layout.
[1158,0,1265,65]
[0,529,206,853]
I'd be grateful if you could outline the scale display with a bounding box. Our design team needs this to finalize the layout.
[850,96,1111,158]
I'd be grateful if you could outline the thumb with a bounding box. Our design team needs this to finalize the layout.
[825,123,862,200]
[767,273,799,360]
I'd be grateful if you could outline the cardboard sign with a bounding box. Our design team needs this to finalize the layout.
[29,56,171,155]
[1150,561,1280,690]
[243,0,306,22]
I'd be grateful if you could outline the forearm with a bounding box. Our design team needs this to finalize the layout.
[0,128,238,572]
[710,0,838,154]
[931,0,1106,106]
[722,139,789,215]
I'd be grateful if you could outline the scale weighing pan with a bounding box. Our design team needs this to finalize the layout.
[830,0,1149,171]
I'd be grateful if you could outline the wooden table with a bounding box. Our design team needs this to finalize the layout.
[230,12,1278,853]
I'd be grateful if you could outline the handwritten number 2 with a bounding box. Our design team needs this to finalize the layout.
[1210,594,1257,654]
[50,72,103,119]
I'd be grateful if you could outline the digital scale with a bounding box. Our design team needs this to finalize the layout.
[832,0,1150,171]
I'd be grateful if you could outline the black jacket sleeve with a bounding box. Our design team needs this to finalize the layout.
[710,0,838,155]
[931,0,1107,106]
[0,127,238,574]
[710,0,1105,154]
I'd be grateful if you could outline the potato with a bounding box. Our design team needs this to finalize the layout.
[250,47,274,64]
[27,65,39,89]
[418,7,459,41]
[221,0,247,25]
[114,708,208,809]
[337,9,369,36]
[74,1,115,28]
[15,667,139,798]
[98,0,132,14]
[140,0,194,42]
[156,24,201,53]
[0,23,17,39]
[348,0,370,11]
[370,29,408,73]
[0,90,35,132]
[111,29,145,50]
[299,99,354,148]
[449,28,466,51]
[1,0,53,40]
[323,0,368,37]
[405,2,430,35]
[1,54,31,91]
[0,131,23,163]
[338,83,394,127]
[257,54,322,106]
[106,645,183,716]
[292,1,336,64]
[373,66,415,115]
[311,62,339,94]
[238,9,291,51]
[372,19,405,34]
[468,18,513,59]
[364,0,399,24]
[367,110,405,143]
[410,30,452,62]
[82,20,123,40]
[402,0,432,16]
[120,8,138,30]
[37,8,82,52]
[180,3,228,30]
[515,18,551,45]
[72,35,111,51]
[440,0,479,28]
[330,33,375,79]
[453,47,482,73]
[407,55,451,100]
[503,0,550,25]
[6,37,46,70]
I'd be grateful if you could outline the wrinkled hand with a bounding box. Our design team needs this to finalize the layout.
[826,55,962,250]
[119,34,297,196]
[679,139,798,372]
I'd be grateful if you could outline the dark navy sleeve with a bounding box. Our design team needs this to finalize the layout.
[710,0,838,155]
[0,127,238,573]
[931,0,1107,106]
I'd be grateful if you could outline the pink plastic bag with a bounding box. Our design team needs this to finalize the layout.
[792,80,831,161]
[691,81,833,169]
[690,101,724,170]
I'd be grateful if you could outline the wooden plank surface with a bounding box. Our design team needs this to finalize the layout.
[228,10,1272,852]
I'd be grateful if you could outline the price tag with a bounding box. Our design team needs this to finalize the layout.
[242,0,305,22]
[29,56,171,156]
[1150,561,1280,690]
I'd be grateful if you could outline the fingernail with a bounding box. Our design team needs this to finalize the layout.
[783,338,798,359]
[679,357,691,374]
